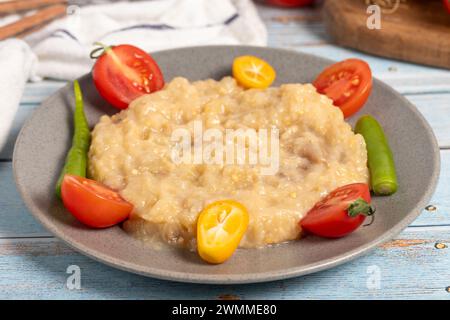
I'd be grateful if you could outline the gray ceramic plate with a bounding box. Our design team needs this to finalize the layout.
[13,46,440,284]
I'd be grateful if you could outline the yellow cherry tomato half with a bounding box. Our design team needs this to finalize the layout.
[232,55,276,89]
[197,200,249,264]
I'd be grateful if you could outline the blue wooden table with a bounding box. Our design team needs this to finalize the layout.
[1,4,450,300]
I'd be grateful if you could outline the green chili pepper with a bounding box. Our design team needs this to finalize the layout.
[355,115,398,196]
[55,80,91,198]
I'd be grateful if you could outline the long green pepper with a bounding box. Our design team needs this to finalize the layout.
[55,80,91,198]
[355,115,398,196]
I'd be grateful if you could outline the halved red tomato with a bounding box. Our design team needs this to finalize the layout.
[444,0,450,13]
[264,0,314,7]
[313,59,373,118]
[300,183,374,238]
[61,174,133,228]
[91,44,164,110]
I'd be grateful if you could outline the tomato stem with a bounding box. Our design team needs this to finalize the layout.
[348,198,376,227]
[347,198,375,218]
[363,215,375,227]
[90,42,113,60]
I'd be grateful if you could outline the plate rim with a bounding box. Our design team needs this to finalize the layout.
[12,45,441,284]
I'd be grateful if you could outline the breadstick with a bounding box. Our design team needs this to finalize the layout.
[0,4,67,40]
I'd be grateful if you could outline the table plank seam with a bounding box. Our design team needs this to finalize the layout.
[405,91,450,96]
[407,224,450,229]
[0,235,54,240]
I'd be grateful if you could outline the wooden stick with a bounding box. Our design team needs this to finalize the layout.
[0,4,67,40]
[0,0,67,14]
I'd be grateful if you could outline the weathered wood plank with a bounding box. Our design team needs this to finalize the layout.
[20,80,66,105]
[412,149,450,226]
[0,161,50,238]
[19,71,450,110]
[295,45,450,94]
[258,3,327,44]
[0,104,38,160]
[0,149,449,238]
[0,226,449,299]
[406,94,450,149]
[18,57,450,109]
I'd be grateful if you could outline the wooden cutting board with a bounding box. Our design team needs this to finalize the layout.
[323,0,450,69]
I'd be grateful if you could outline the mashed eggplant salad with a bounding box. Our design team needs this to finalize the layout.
[56,44,397,264]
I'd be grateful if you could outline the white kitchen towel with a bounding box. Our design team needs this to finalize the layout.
[0,0,266,153]
[24,0,268,80]
[0,39,38,153]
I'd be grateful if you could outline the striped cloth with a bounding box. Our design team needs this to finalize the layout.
[23,0,267,80]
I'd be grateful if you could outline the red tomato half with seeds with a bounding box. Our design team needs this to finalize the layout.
[61,174,133,228]
[300,183,374,238]
[91,44,164,110]
[313,59,373,118]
